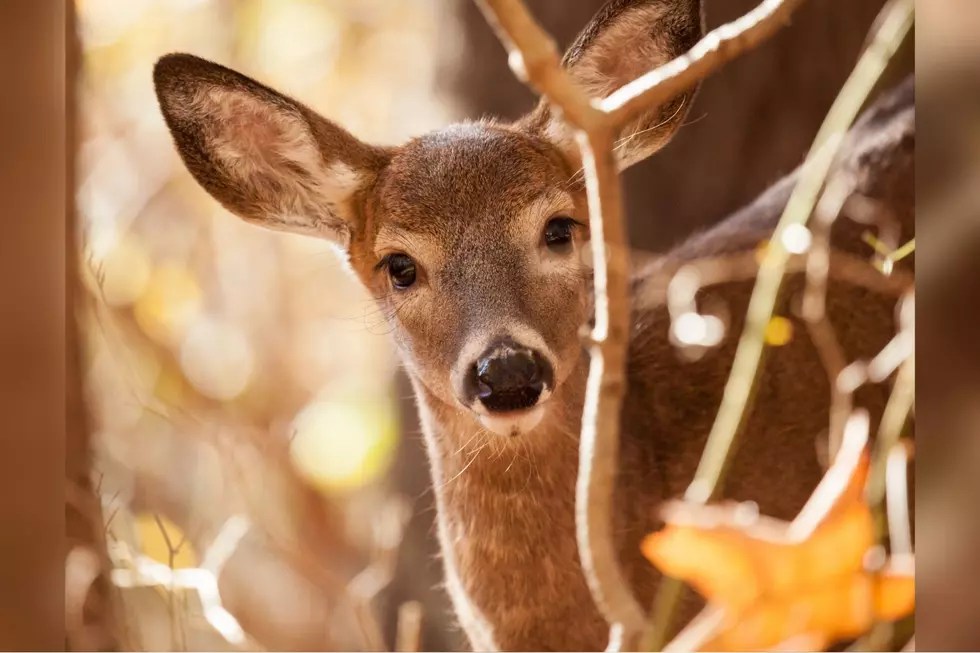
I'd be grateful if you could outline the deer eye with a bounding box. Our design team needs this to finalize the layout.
[543,216,578,252]
[381,253,417,289]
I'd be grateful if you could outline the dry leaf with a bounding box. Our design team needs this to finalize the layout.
[644,423,915,651]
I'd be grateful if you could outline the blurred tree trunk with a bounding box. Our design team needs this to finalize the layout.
[65,1,127,650]
[443,0,913,252]
[0,0,122,650]
[917,40,980,650]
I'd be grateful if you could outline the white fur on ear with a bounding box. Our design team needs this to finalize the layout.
[568,4,671,100]
[155,54,390,247]
[185,88,366,239]
[528,1,702,171]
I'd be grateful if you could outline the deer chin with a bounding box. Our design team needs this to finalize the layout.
[478,405,546,437]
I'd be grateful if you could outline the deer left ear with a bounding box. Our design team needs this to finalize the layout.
[153,53,391,248]
[522,0,704,171]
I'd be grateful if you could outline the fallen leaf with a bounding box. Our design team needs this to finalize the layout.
[645,420,915,651]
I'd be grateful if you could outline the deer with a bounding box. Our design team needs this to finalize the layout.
[152,0,914,649]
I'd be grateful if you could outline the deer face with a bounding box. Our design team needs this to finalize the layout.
[361,123,589,436]
[153,0,703,439]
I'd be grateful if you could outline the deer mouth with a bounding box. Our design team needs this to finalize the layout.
[477,402,548,437]
[471,383,552,436]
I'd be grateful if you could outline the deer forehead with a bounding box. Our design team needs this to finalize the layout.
[373,122,576,243]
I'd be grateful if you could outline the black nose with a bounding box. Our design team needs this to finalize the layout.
[470,338,553,413]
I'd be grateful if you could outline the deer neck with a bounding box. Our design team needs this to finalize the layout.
[407,363,610,648]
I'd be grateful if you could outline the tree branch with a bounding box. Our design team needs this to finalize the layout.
[475,0,818,649]
[647,0,914,648]
[682,0,914,516]
[601,0,809,125]
[475,0,603,131]
[474,0,645,644]
[575,126,646,645]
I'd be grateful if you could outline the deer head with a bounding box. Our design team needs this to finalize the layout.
[153,0,703,439]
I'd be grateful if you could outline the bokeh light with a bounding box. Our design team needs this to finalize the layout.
[179,316,255,402]
[86,234,153,307]
[765,316,795,347]
[133,264,204,346]
[289,398,398,493]
[78,0,452,648]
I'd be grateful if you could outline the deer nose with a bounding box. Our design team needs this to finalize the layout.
[472,338,553,413]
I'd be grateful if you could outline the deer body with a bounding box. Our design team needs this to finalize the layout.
[153,0,914,649]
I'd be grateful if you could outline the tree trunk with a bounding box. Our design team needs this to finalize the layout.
[0,0,123,650]
[65,1,128,649]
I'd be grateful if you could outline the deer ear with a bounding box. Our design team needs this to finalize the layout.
[153,53,390,247]
[523,0,704,171]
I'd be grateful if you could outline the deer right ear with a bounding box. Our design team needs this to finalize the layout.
[153,53,390,248]
[522,0,704,171]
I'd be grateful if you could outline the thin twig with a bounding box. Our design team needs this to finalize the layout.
[803,176,853,461]
[640,249,913,309]
[474,0,602,131]
[682,0,913,505]
[868,354,916,530]
[152,513,186,652]
[647,0,914,648]
[807,315,852,462]
[886,440,914,559]
[346,498,413,652]
[602,0,809,125]
[889,238,916,264]
[395,601,423,653]
[353,602,388,652]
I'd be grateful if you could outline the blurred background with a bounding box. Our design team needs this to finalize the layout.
[67,0,923,651]
[74,1,463,650]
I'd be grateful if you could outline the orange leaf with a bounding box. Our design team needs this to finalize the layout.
[651,435,914,652]
[643,523,765,610]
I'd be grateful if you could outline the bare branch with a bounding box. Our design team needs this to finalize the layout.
[647,0,914,646]
[474,0,603,131]
[575,127,648,643]
[886,440,914,559]
[396,601,423,653]
[474,0,646,644]
[868,349,916,513]
[682,0,913,511]
[641,249,913,305]
[474,0,848,649]
[602,0,809,125]
[803,177,852,461]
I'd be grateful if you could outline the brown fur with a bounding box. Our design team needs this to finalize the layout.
[153,1,914,649]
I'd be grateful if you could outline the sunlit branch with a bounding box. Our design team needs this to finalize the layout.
[602,0,809,125]
[474,0,845,649]
[648,0,914,648]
